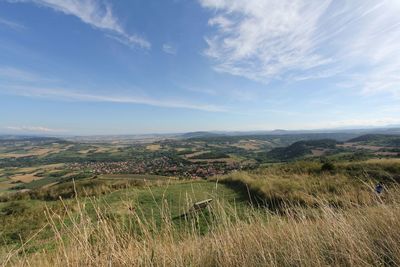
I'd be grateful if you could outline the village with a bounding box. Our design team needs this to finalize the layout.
[67,156,249,179]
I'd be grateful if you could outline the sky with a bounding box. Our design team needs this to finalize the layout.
[0,0,399,135]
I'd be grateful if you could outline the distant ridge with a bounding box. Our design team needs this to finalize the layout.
[181,131,225,139]
[348,134,400,147]
[269,129,289,134]
[348,134,391,142]
[0,135,61,142]
[2,126,400,142]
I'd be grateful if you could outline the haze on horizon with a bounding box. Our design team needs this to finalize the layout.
[0,0,399,135]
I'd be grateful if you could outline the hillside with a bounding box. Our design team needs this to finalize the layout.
[348,134,400,146]
[0,178,246,256]
[266,139,338,161]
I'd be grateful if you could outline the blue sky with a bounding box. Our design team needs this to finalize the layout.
[0,0,399,135]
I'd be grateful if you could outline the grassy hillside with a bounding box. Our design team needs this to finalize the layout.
[211,160,400,210]
[0,179,245,259]
[265,139,338,161]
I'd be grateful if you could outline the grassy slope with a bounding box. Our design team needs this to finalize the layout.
[211,160,400,210]
[0,180,245,259]
[7,184,400,266]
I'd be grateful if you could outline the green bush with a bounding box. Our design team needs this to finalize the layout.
[321,162,335,172]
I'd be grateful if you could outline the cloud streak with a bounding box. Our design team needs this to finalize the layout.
[5,125,65,133]
[9,0,150,48]
[0,66,226,112]
[200,0,400,95]
[0,17,26,30]
[1,84,226,112]
[0,66,40,81]
[322,117,400,129]
[162,43,177,55]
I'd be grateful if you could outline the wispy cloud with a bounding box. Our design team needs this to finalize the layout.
[0,66,38,81]
[200,0,332,82]
[0,17,26,30]
[162,43,177,55]
[5,125,65,133]
[184,86,217,96]
[8,0,150,49]
[0,66,226,112]
[181,84,259,102]
[199,0,400,95]
[1,84,226,112]
[323,118,400,129]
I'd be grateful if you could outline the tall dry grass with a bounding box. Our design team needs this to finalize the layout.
[210,165,377,210]
[4,184,400,267]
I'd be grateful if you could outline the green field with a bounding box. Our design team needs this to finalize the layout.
[0,180,247,257]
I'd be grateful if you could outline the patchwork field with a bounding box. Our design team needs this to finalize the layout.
[146,144,162,151]
[0,148,53,158]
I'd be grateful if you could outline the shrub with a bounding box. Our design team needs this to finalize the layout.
[321,162,336,172]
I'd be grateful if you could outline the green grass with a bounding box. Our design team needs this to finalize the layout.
[7,182,400,266]
[95,180,245,219]
[0,199,60,254]
[0,180,247,257]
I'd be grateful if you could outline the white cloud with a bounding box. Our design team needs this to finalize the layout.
[1,85,226,112]
[0,17,26,30]
[323,118,400,129]
[162,43,177,55]
[200,0,333,82]
[5,126,65,133]
[184,86,217,96]
[0,66,58,85]
[9,0,150,49]
[0,66,40,81]
[200,0,400,95]
[0,66,226,112]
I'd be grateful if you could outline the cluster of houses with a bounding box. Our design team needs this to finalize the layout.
[68,156,247,179]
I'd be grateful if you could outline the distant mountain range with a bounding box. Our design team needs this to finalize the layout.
[0,135,61,141]
[180,127,400,139]
[1,126,400,142]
